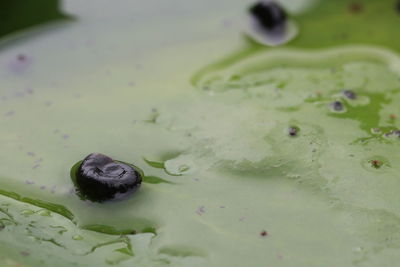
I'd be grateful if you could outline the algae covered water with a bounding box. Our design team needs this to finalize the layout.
[1,0,400,266]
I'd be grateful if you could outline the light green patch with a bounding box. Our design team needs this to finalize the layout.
[1,0,400,266]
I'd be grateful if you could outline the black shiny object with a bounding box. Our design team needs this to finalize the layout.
[342,90,357,100]
[331,101,344,111]
[250,1,287,31]
[76,153,142,202]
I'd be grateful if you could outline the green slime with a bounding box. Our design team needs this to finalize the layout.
[1,0,400,266]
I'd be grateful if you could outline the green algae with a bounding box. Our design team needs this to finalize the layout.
[1,0,400,266]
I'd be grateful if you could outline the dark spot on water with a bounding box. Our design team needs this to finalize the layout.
[9,54,32,74]
[196,206,205,215]
[396,0,400,14]
[73,153,142,202]
[27,152,35,157]
[370,159,383,169]
[17,54,27,62]
[343,90,357,100]
[249,1,287,32]
[25,88,34,95]
[349,2,363,13]
[219,205,226,208]
[14,91,24,98]
[25,180,34,185]
[260,230,268,237]
[371,128,381,134]
[4,111,15,117]
[63,134,70,140]
[330,100,344,111]
[288,126,299,137]
[384,129,400,138]
[40,186,46,190]
[20,251,30,257]
[32,164,40,169]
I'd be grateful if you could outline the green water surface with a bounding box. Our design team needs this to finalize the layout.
[1,0,400,266]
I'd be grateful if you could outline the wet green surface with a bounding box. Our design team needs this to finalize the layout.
[1,0,400,266]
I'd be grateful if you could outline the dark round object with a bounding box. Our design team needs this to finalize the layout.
[249,1,287,31]
[331,100,344,111]
[75,153,142,202]
[396,0,400,14]
[342,90,357,100]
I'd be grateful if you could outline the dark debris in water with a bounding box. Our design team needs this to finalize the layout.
[260,230,268,237]
[370,159,383,169]
[330,101,344,112]
[343,90,357,100]
[73,153,142,203]
[396,0,400,14]
[349,2,363,14]
[4,111,15,117]
[196,206,205,215]
[20,251,30,257]
[288,126,299,137]
[249,1,287,32]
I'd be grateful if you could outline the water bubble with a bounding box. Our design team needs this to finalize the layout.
[371,128,381,135]
[72,235,83,241]
[20,209,35,217]
[164,154,196,176]
[38,210,52,217]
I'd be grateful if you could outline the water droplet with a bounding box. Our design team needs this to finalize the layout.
[164,154,196,175]
[72,235,83,241]
[20,209,35,216]
[371,128,381,135]
[38,210,51,217]
[178,165,190,173]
